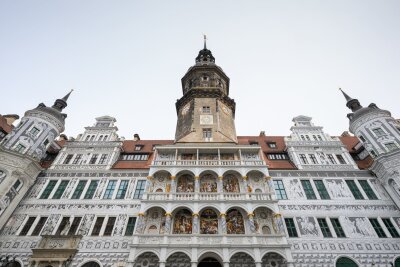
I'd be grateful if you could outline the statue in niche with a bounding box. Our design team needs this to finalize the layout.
[200,209,218,234]
[226,209,245,234]
[177,175,194,192]
[173,209,192,234]
[200,175,217,192]
[223,175,240,193]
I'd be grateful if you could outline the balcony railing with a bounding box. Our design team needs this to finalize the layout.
[146,192,274,201]
[152,160,265,166]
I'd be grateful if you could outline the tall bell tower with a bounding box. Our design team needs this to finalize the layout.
[175,37,237,143]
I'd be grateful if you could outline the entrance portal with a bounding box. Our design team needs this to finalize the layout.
[198,257,222,267]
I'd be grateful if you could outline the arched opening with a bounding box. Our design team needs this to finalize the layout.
[5,262,22,267]
[166,252,191,267]
[229,252,255,267]
[82,262,100,267]
[177,174,194,192]
[226,208,245,234]
[200,208,218,234]
[134,252,160,267]
[261,252,286,267]
[223,174,240,193]
[198,258,221,267]
[254,207,276,235]
[336,257,358,267]
[200,173,217,192]
[395,257,400,267]
[143,207,166,234]
[173,209,192,234]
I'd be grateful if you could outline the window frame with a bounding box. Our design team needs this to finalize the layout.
[84,180,99,199]
[330,218,346,238]
[345,180,364,200]
[103,180,117,199]
[273,180,288,200]
[314,180,330,200]
[133,180,146,199]
[369,218,387,238]
[284,218,298,237]
[358,180,378,200]
[301,180,317,200]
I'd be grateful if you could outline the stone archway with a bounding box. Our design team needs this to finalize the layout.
[229,252,255,267]
[336,257,358,267]
[82,262,100,267]
[198,258,221,267]
[261,252,286,267]
[166,252,191,267]
[134,252,160,267]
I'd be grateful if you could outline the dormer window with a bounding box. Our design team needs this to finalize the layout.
[135,145,143,151]
[267,142,277,148]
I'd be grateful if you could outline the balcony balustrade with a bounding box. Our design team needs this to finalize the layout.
[145,192,274,201]
[152,159,265,166]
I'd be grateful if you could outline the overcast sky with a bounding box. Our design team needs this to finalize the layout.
[1,1,399,140]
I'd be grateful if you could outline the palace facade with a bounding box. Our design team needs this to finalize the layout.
[1,43,400,267]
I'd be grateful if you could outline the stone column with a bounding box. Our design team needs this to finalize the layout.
[159,262,166,267]
[170,176,176,193]
[265,176,275,200]
[164,213,172,234]
[255,262,262,267]
[223,262,229,267]
[135,213,145,234]
[220,213,227,234]
[218,176,223,193]
[195,176,200,192]
[247,213,256,234]
[192,213,199,234]
[273,213,284,234]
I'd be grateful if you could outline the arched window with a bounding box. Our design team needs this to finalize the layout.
[336,257,358,267]
[82,262,101,267]
[103,135,108,141]
[99,135,103,141]
[90,135,95,141]
[395,257,400,267]
[85,135,90,141]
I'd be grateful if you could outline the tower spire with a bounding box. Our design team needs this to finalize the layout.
[203,34,207,49]
[339,88,362,112]
[52,89,73,111]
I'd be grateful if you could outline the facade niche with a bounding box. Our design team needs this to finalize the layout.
[173,209,192,234]
[226,208,245,234]
[200,209,218,234]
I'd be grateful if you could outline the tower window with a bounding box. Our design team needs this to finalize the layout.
[203,128,212,139]
[359,135,366,142]
[14,143,26,153]
[370,150,377,158]
[13,179,22,191]
[385,142,398,152]
[43,139,49,147]
[29,126,40,136]
[202,106,211,113]
[372,128,385,136]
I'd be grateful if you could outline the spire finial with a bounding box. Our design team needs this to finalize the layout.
[339,88,362,112]
[339,87,353,102]
[203,34,207,49]
[62,89,74,102]
[52,89,74,111]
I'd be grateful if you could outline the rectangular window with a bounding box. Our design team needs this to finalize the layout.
[133,180,146,199]
[203,128,212,139]
[91,217,105,236]
[330,218,346,237]
[359,135,366,142]
[358,180,378,200]
[19,217,36,236]
[125,217,137,236]
[40,180,57,199]
[84,180,99,199]
[385,142,398,151]
[345,180,364,200]
[202,106,211,113]
[98,154,108,164]
[382,218,400,238]
[103,217,116,236]
[31,217,48,236]
[314,180,330,200]
[317,218,332,237]
[301,180,317,199]
[116,180,129,199]
[327,154,336,164]
[89,154,98,164]
[56,217,70,235]
[52,180,69,199]
[284,218,298,237]
[15,143,26,153]
[369,218,387,238]
[372,128,385,136]
[30,126,40,136]
[68,217,82,235]
[103,180,117,199]
[299,154,308,164]
[71,180,87,199]
[317,135,322,141]
[13,179,22,191]
[336,154,346,164]
[273,180,287,200]
[72,154,82,164]
[43,139,49,147]
[63,154,73,164]
[309,154,318,164]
